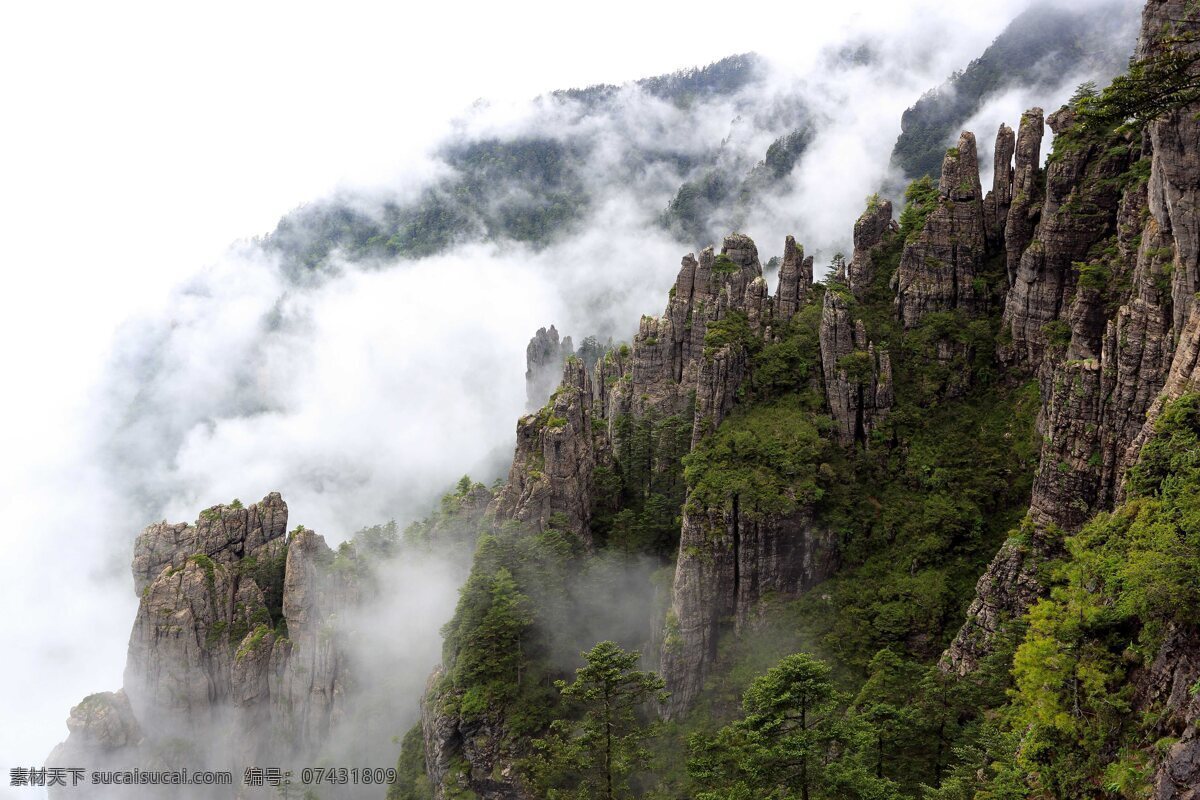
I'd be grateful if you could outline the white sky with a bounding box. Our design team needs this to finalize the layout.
[0,0,1037,782]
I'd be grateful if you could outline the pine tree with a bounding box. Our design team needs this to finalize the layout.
[529,641,667,800]
[689,652,901,800]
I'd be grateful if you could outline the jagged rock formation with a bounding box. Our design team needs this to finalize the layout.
[425,231,846,786]
[819,286,893,446]
[893,131,988,327]
[661,507,836,717]
[490,234,777,553]
[1003,108,1045,287]
[1120,0,1200,487]
[848,200,896,299]
[131,492,288,596]
[1000,108,1134,372]
[982,123,1016,250]
[946,0,1200,706]
[52,494,362,790]
[491,356,602,547]
[525,325,573,410]
[774,235,814,323]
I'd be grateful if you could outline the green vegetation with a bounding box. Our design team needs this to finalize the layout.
[948,393,1200,797]
[236,545,289,628]
[402,22,1200,799]
[702,310,756,356]
[1074,16,1200,136]
[891,4,1126,179]
[235,624,272,662]
[662,123,813,244]
[528,641,667,800]
[1040,319,1072,350]
[268,137,588,274]
[387,725,433,800]
[711,254,739,274]
[744,303,822,399]
[898,177,939,243]
[689,652,901,800]
[683,396,828,519]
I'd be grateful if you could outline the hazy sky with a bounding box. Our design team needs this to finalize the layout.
[0,0,1075,783]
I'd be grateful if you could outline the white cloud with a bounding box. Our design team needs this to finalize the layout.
[0,0,1138,775]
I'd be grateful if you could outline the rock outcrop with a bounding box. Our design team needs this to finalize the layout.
[982,122,1015,251]
[894,132,988,327]
[53,494,363,786]
[131,492,288,595]
[819,286,893,446]
[848,199,896,299]
[1000,108,1134,372]
[525,325,572,410]
[491,356,602,547]
[660,507,835,717]
[948,0,1200,693]
[774,235,815,323]
[1003,108,1045,287]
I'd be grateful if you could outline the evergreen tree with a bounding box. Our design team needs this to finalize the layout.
[689,653,900,800]
[529,641,667,800]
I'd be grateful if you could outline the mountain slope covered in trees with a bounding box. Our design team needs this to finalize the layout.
[401,2,1200,798]
[45,2,1200,799]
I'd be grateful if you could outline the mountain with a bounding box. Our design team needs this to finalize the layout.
[46,1,1200,799]
[263,53,799,278]
[409,1,1200,796]
[891,1,1136,181]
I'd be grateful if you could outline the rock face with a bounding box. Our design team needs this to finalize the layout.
[775,235,815,321]
[848,200,896,299]
[269,528,355,754]
[1137,624,1200,799]
[525,325,572,410]
[53,494,361,784]
[491,356,601,547]
[983,122,1016,251]
[1120,0,1200,482]
[131,492,288,595]
[819,286,893,446]
[944,122,1156,671]
[940,529,1060,675]
[894,132,988,327]
[1000,107,1133,372]
[660,507,835,717]
[1003,108,1045,287]
[947,0,1200,698]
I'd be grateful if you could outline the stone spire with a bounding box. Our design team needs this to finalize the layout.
[848,198,896,299]
[894,131,988,327]
[983,122,1015,250]
[773,235,814,324]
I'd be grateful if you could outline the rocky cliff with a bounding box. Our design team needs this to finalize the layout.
[944,0,1200,683]
[55,2,1200,797]
[421,230,852,791]
[893,131,989,327]
[49,494,369,796]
